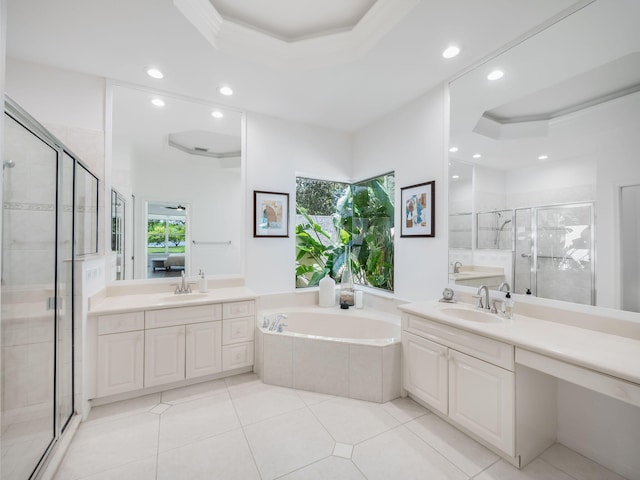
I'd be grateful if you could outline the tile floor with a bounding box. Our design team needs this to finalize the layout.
[53,373,627,480]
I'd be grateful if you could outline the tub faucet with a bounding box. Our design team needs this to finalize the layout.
[498,282,511,293]
[269,314,288,331]
[476,285,490,310]
[175,271,192,294]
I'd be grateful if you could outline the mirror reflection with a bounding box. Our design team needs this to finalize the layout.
[448,0,640,311]
[110,85,243,281]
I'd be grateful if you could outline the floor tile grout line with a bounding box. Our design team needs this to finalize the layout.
[397,422,480,479]
[271,454,333,480]
[154,413,161,480]
[468,456,501,479]
[227,381,265,480]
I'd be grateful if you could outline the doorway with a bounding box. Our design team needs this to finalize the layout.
[145,201,189,278]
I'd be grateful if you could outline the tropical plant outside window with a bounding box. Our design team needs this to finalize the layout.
[147,216,186,254]
[296,173,394,291]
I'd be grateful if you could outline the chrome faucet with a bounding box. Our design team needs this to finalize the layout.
[174,271,192,294]
[498,282,511,293]
[453,261,462,274]
[476,285,490,310]
[268,314,288,332]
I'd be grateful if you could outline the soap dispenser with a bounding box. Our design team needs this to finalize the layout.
[502,292,514,319]
[198,270,207,292]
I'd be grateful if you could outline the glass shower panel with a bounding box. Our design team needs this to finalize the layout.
[58,152,75,432]
[535,203,594,305]
[477,210,513,250]
[1,113,57,479]
[513,208,532,295]
[621,185,640,312]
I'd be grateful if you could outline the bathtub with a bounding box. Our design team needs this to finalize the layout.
[255,307,402,403]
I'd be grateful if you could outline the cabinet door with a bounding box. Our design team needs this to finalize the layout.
[222,342,254,371]
[222,316,255,345]
[97,331,144,397]
[448,350,514,456]
[186,321,222,378]
[402,332,448,415]
[144,325,186,388]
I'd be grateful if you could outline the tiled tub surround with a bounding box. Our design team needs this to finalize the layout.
[399,296,640,479]
[256,307,401,403]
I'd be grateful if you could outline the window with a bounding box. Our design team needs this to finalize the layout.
[295,173,394,291]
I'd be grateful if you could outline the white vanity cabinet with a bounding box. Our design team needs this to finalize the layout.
[402,313,515,456]
[96,312,145,397]
[93,297,255,400]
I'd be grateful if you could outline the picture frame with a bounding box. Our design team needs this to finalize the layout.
[253,190,289,237]
[400,181,435,237]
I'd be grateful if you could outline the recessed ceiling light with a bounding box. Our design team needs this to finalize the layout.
[449,146,459,153]
[442,45,460,59]
[211,110,224,119]
[538,155,549,161]
[487,70,504,81]
[218,86,233,96]
[151,98,165,107]
[472,153,482,159]
[452,175,460,179]
[146,67,164,79]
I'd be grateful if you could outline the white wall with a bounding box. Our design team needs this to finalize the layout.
[5,59,106,178]
[353,85,448,302]
[244,112,352,294]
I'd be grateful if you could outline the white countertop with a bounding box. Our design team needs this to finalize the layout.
[89,286,258,315]
[398,300,640,386]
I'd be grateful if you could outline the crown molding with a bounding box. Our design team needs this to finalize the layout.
[173,0,419,67]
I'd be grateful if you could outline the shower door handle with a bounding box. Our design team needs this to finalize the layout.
[47,297,63,310]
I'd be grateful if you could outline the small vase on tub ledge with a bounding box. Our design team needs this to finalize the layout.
[318,273,335,307]
[339,245,355,308]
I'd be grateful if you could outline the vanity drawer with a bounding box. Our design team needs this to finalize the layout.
[223,301,255,319]
[145,304,222,329]
[404,314,514,371]
[98,311,144,335]
[223,342,254,370]
[223,316,255,345]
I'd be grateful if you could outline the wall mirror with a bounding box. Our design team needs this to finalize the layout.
[448,0,640,312]
[110,85,244,281]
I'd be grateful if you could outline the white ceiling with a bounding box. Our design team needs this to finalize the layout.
[209,0,376,41]
[6,0,580,132]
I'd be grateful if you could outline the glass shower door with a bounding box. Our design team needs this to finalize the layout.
[1,113,58,478]
[514,203,594,305]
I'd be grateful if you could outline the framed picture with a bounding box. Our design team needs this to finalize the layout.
[400,181,435,237]
[254,190,289,237]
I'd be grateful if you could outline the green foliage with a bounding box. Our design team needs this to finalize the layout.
[295,174,394,291]
[147,219,185,248]
[296,177,347,215]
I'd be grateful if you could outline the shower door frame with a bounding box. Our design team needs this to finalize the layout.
[3,97,97,479]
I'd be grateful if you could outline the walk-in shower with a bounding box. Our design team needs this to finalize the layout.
[1,99,99,479]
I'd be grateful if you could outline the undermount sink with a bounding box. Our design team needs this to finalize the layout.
[439,307,503,323]
[156,293,210,304]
